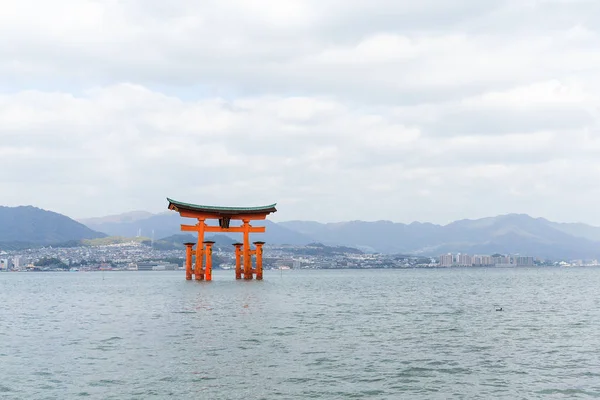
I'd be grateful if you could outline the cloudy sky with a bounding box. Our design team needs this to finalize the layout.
[1,0,600,224]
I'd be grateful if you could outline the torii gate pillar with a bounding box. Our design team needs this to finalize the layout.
[233,243,243,279]
[254,241,265,280]
[203,241,214,281]
[184,242,194,280]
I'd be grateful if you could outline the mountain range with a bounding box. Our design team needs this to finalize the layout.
[2,205,600,260]
[0,206,105,248]
[279,215,600,259]
[79,212,313,245]
[78,210,600,259]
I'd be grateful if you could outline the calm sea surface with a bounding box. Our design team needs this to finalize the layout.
[2,268,600,399]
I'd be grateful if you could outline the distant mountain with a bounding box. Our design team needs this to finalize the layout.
[430,214,600,260]
[156,233,197,246]
[201,234,239,251]
[81,212,180,239]
[83,212,314,246]
[280,214,600,259]
[279,219,443,253]
[0,206,106,247]
[79,211,155,225]
[79,209,600,259]
[252,220,314,245]
[151,233,238,251]
[547,221,600,242]
[288,242,364,256]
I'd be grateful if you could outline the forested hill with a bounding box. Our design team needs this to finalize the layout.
[0,205,106,246]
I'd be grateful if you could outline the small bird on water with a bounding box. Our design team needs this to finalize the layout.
[495,307,503,311]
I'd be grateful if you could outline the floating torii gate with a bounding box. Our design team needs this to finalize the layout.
[167,198,277,281]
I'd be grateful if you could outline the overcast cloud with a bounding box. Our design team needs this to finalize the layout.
[1,0,600,224]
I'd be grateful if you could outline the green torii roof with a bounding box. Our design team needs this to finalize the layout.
[167,198,277,216]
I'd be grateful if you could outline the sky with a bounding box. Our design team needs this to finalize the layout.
[1,0,600,224]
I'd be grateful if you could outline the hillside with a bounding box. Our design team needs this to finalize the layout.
[81,212,181,239]
[143,233,238,251]
[279,214,600,259]
[0,206,106,246]
[77,209,600,259]
[82,212,313,246]
[79,211,155,225]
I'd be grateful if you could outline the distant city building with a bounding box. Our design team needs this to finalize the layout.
[439,254,453,267]
[493,256,511,265]
[277,258,295,268]
[438,253,535,267]
[137,262,178,271]
[482,256,493,266]
[514,256,534,266]
[457,254,472,267]
[473,255,494,266]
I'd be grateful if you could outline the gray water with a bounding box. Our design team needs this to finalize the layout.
[2,268,600,399]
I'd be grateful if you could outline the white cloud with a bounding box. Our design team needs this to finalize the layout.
[1,0,600,225]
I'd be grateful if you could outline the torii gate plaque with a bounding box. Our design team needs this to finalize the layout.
[167,198,277,281]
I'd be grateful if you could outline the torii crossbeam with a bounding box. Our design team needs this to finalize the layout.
[167,198,277,281]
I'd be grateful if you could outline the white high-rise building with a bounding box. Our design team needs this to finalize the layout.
[473,255,493,266]
[457,254,472,266]
[481,256,493,266]
[439,254,453,267]
[515,256,534,266]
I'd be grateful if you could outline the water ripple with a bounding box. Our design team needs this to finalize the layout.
[2,268,600,399]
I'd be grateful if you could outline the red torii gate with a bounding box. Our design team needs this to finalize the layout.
[167,198,277,281]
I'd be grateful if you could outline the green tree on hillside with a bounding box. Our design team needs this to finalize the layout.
[34,257,69,269]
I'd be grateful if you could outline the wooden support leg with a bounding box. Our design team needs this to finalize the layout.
[194,220,206,280]
[204,241,214,281]
[184,243,194,280]
[195,245,204,280]
[243,220,252,280]
[233,243,242,279]
[254,241,264,280]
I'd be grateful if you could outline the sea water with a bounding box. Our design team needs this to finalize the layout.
[1,268,600,399]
